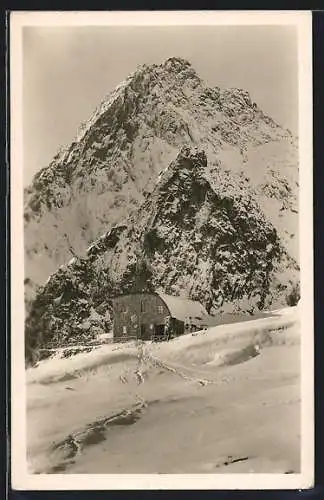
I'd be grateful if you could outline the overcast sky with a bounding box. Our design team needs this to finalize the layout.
[23,25,298,185]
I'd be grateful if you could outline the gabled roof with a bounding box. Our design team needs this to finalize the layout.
[157,292,209,323]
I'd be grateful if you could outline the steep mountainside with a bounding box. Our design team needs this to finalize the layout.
[24,57,298,300]
[25,147,299,363]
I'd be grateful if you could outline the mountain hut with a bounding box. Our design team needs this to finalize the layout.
[112,291,215,341]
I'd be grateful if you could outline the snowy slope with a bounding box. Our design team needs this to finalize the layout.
[26,307,300,474]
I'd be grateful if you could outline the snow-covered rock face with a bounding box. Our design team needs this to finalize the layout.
[25,146,299,363]
[24,57,298,294]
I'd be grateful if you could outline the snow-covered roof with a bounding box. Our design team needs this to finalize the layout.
[157,292,208,323]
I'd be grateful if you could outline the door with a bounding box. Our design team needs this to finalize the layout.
[140,324,150,340]
[155,324,165,339]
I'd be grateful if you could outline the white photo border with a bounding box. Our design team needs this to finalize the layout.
[10,10,314,491]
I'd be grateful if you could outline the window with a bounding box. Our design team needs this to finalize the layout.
[158,305,163,314]
[120,303,128,314]
[122,326,127,335]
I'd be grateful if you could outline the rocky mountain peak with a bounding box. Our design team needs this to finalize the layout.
[24,57,298,301]
[156,146,208,185]
[175,145,207,166]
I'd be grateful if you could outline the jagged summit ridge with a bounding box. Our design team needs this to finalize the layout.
[73,57,200,144]
[162,56,192,68]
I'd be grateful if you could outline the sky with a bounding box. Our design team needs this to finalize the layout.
[23,25,298,185]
